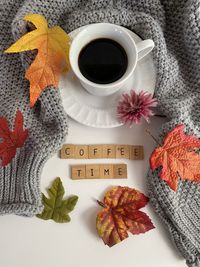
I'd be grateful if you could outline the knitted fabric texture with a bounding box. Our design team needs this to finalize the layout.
[0,1,68,216]
[0,0,200,266]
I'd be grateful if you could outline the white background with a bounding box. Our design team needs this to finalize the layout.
[0,117,187,267]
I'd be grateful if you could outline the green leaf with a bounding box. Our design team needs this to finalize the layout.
[36,177,79,223]
[62,196,79,212]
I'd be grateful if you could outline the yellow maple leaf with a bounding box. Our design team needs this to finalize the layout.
[5,14,70,107]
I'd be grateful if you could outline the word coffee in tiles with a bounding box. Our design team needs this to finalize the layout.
[61,144,144,160]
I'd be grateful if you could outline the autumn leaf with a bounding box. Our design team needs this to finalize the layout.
[0,110,28,166]
[150,124,200,191]
[5,14,70,107]
[37,177,78,223]
[96,186,154,247]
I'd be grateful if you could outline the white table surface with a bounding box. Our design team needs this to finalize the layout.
[0,117,187,267]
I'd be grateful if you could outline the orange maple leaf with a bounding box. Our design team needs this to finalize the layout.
[150,124,200,191]
[5,14,70,107]
[96,186,154,247]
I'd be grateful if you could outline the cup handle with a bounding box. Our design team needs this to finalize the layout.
[136,39,155,61]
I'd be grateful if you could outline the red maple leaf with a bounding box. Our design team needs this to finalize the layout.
[150,124,200,191]
[0,110,28,166]
[96,186,154,247]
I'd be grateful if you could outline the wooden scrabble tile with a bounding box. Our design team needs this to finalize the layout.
[99,164,113,179]
[71,165,86,179]
[102,145,116,158]
[86,164,100,179]
[60,144,75,159]
[74,145,89,159]
[115,145,130,159]
[88,145,102,159]
[113,164,127,178]
[130,146,144,160]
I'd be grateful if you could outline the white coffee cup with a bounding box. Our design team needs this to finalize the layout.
[69,23,154,96]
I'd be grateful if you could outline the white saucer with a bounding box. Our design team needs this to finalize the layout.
[60,25,156,128]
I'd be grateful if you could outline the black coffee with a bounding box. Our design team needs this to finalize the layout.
[78,38,128,84]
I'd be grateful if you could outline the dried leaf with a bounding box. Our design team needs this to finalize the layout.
[37,177,78,223]
[150,124,200,190]
[0,110,28,166]
[5,14,70,107]
[96,186,154,247]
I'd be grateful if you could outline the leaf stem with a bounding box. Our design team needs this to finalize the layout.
[97,200,106,208]
[146,129,161,146]
[154,114,167,118]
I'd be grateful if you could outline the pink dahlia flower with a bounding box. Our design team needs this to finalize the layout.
[117,90,158,126]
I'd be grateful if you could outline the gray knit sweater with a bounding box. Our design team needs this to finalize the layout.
[0,0,199,266]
